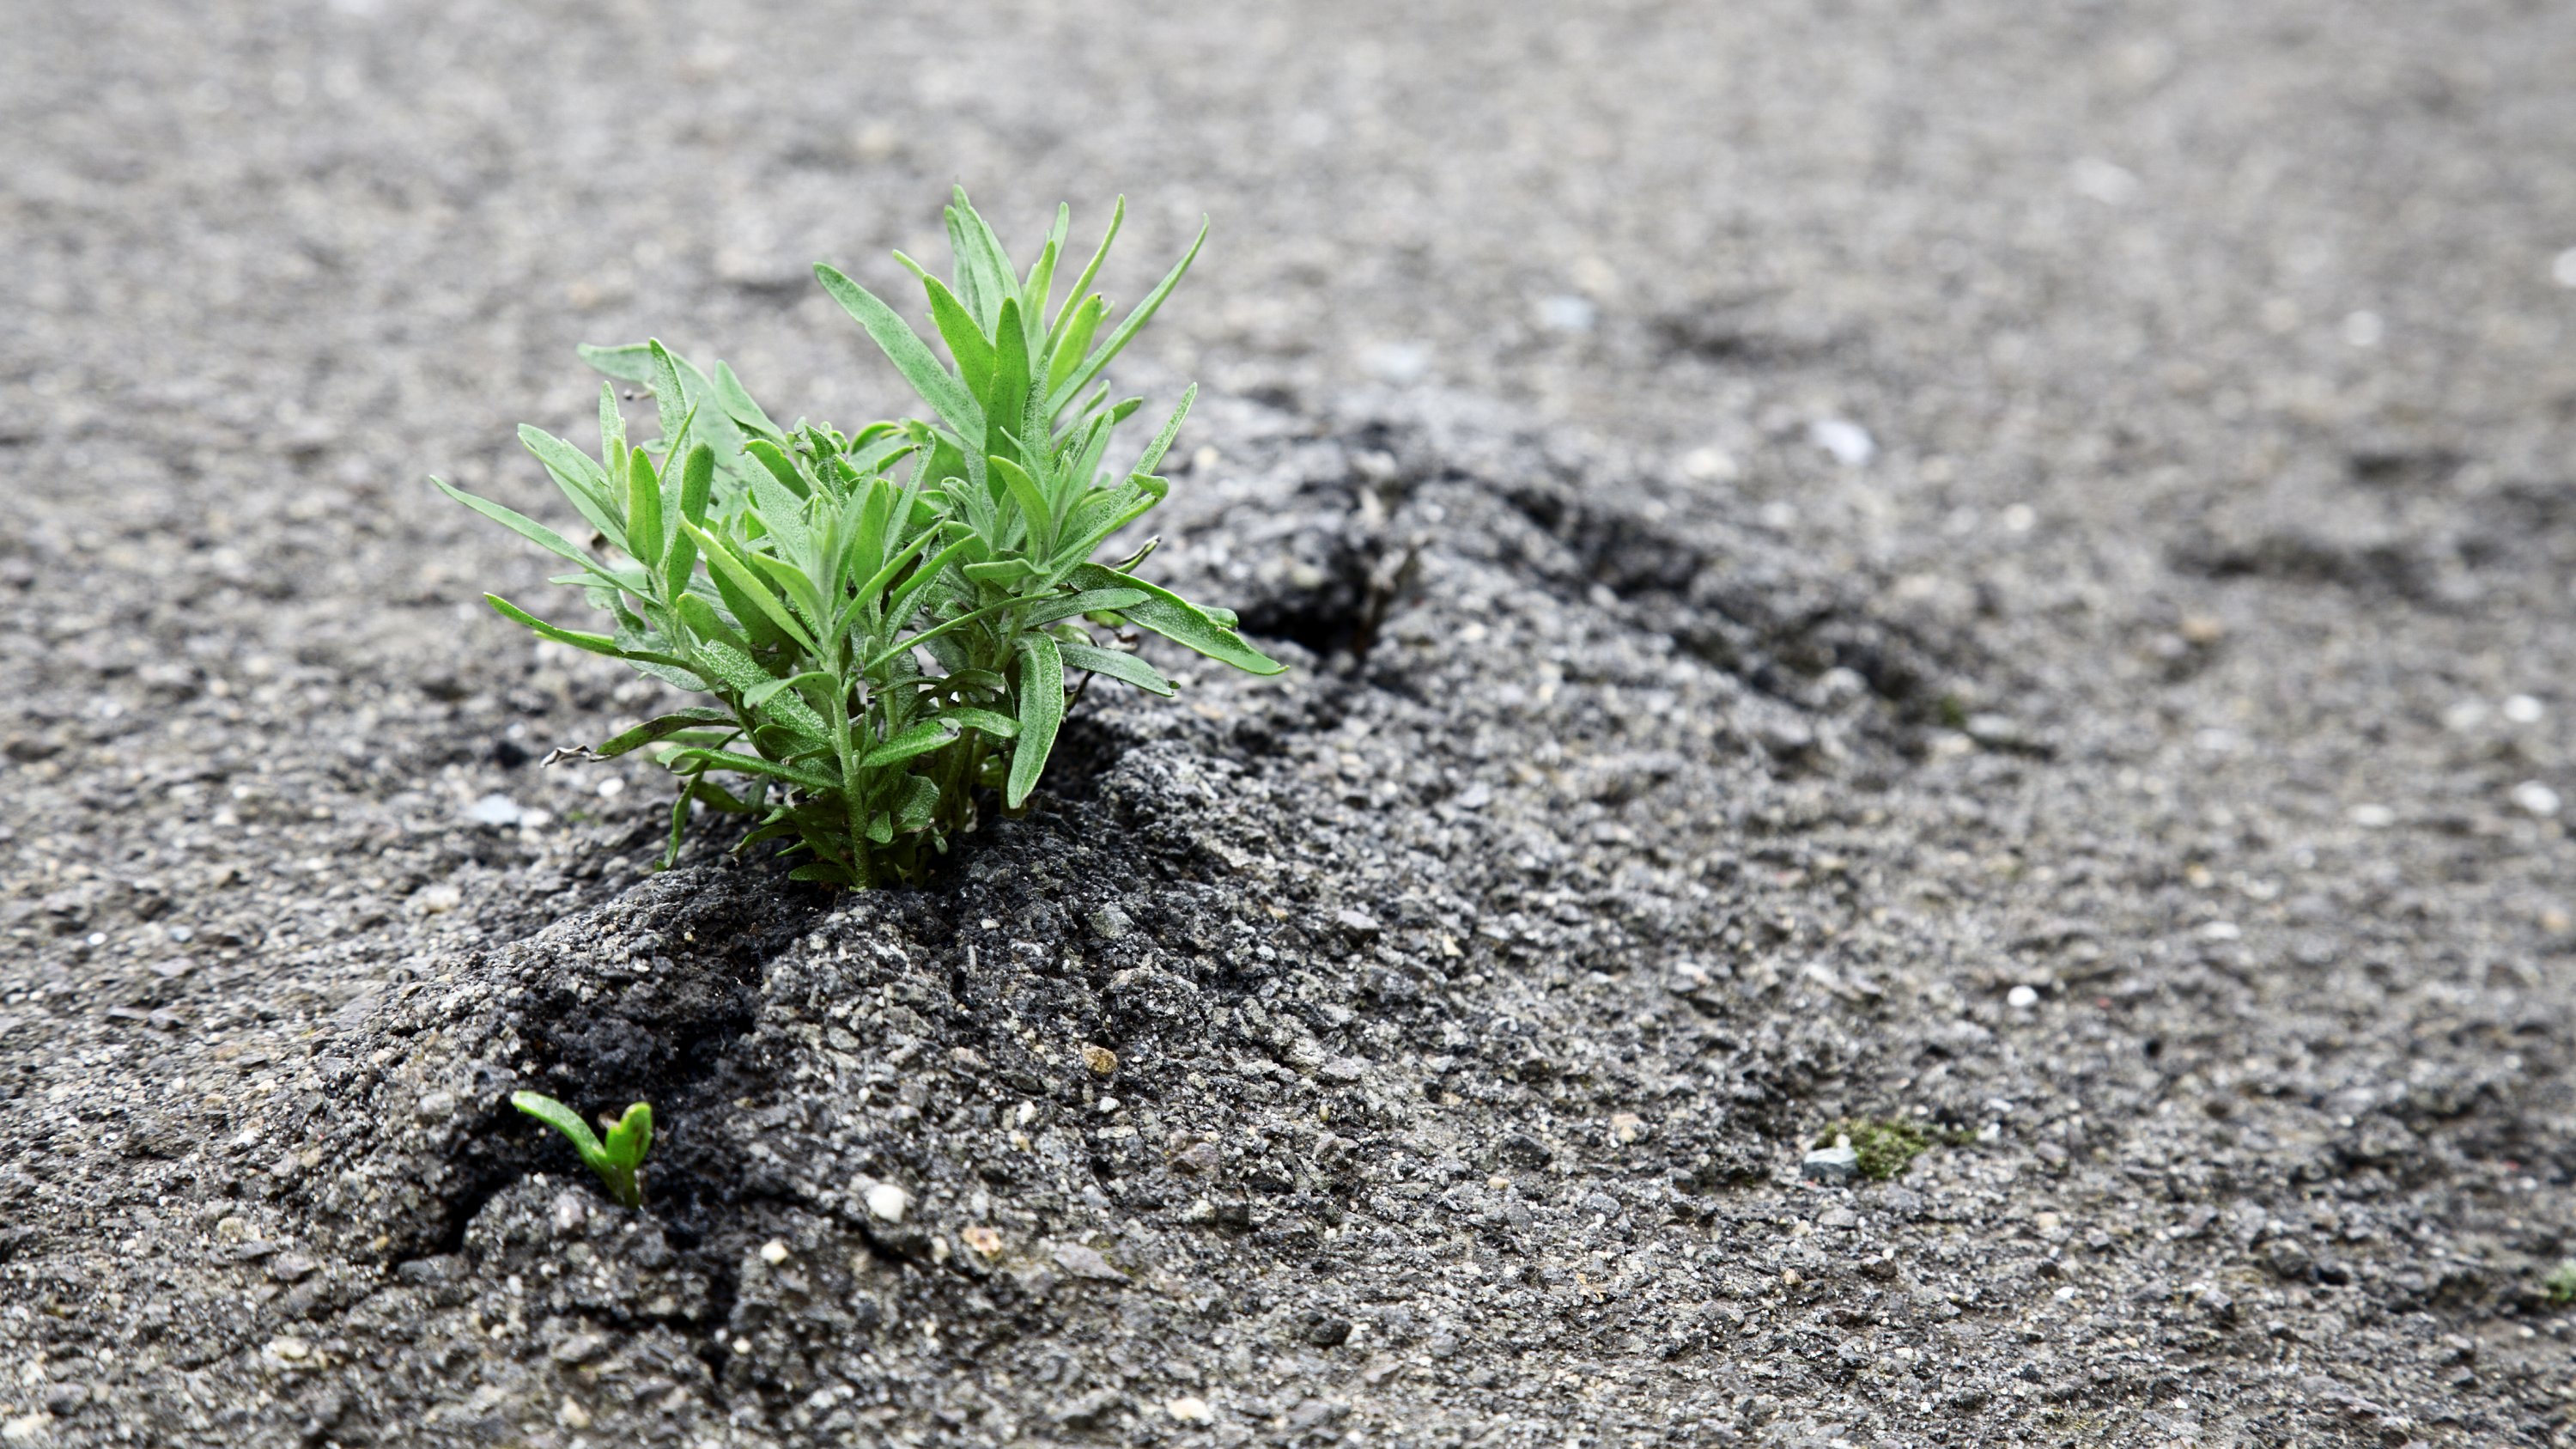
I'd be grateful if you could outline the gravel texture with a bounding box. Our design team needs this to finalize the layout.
[7,3,2576,1446]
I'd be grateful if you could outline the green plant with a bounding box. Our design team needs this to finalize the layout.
[512,1091,653,1209]
[1815,1117,1935,1182]
[2546,1259,2576,1306]
[436,191,1282,886]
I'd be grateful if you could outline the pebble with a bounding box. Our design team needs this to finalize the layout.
[2510,781,2561,819]
[1052,1244,1127,1282]
[2,1416,48,1444]
[1802,1145,1860,1183]
[2348,803,2397,829]
[863,1182,910,1224]
[2504,693,2547,723]
[414,883,463,915]
[551,1191,586,1236]
[961,1226,1003,1257]
[465,794,523,827]
[2006,984,2040,1010]
[1080,1044,1119,1077]
[551,1334,605,1366]
[1808,418,1876,468]
[556,1397,591,1430]
[1534,294,1596,334]
[264,1336,310,1362]
[760,1239,790,1265]
[1964,713,2024,748]
[1165,1394,1214,1425]
[1086,904,1131,941]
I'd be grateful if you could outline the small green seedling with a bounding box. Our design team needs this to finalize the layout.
[1815,1117,1936,1182]
[512,1091,653,1209]
[2546,1260,2576,1306]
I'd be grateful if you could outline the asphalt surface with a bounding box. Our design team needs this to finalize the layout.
[6,2,2576,1445]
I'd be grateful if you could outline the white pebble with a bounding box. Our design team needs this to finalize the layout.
[2339,310,2384,348]
[2441,699,2489,733]
[1808,418,1875,468]
[2348,803,2397,829]
[759,1239,789,1265]
[2511,781,2561,819]
[2554,247,2576,289]
[863,1182,909,1224]
[465,794,522,826]
[2503,694,2546,724]
[2006,984,2039,1010]
[1166,1396,1215,1425]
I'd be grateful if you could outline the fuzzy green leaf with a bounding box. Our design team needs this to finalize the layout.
[592,707,737,758]
[1007,633,1064,809]
[813,264,986,441]
[1060,641,1175,697]
[860,720,957,770]
[1067,563,1284,674]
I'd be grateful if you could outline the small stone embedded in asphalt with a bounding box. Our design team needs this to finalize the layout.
[1080,1043,1119,1076]
[1165,1394,1214,1425]
[2007,984,2040,1009]
[2510,780,2561,818]
[264,1253,318,1284]
[1803,1145,1861,1183]
[551,1333,605,1366]
[464,794,522,827]
[1964,713,2024,748]
[1808,417,1876,466]
[759,1239,790,1265]
[1334,908,1382,941]
[862,1182,909,1224]
[1086,904,1132,940]
[1303,1312,1354,1348]
[550,1190,586,1236]
[960,1226,1003,1257]
[1053,1244,1127,1282]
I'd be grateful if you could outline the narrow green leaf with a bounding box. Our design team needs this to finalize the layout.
[648,341,690,454]
[712,362,783,441]
[510,1092,607,1166]
[860,720,957,769]
[884,534,977,627]
[436,478,621,584]
[1006,633,1064,809]
[1045,294,1108,394]
[1049,218,1206,414]
[895,772,940,831]
[813,264,986,441]
[1068,563,1285,674]
[483,594,620,657]
[988,454,1054,552]
[577,343,656,384]
[936,706,1019,739]
[625,446,664,571]
[517,425,627,549]
[866,598,1016,672]
[895,256,995,399]
[664,746,839,794]
[600,1102,653,1170]
[1018,587,1146,626]
[741,669,835,709]
[592,707,737,758]
[683,521,815,650]
[1051,194,1124,342]
[1060,641,1175,697]
[1132,383,1197,477]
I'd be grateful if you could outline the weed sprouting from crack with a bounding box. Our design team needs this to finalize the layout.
[438,190,1284,888]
